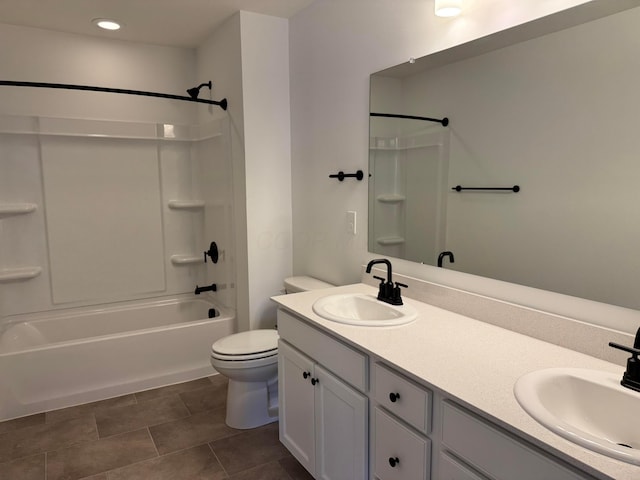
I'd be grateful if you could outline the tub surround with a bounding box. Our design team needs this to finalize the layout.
[272,281,637,480]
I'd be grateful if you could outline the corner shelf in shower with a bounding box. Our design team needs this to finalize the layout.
[376,236,405,246]
[0,266,42,283]
[170,255,203,265]
[0,203,37,218]
[376,194,406,204]
[168,200,205,210]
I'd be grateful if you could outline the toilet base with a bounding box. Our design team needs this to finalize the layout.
[225,376,279,429]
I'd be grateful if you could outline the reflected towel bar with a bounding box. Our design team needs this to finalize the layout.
[452,185,520,192]
[329,170,364,181]
[0,80,228,110]
[370,112,449,126]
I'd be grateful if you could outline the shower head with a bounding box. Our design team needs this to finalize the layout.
[187,81,212,99]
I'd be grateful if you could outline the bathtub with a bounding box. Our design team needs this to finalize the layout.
[0,295,235,421]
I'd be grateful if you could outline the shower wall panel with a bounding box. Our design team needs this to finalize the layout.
[41,137,165,304]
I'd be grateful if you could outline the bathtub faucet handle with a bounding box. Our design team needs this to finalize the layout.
[204,242,219,264]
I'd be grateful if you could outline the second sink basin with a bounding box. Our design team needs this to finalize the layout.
[312,293,417,326]
[514,367,640,465]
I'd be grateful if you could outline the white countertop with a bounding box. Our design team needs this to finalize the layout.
[272,283,637,480]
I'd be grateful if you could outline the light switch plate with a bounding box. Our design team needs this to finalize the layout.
[347,210,357,235]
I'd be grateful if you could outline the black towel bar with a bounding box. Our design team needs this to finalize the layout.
[452,185,520,193]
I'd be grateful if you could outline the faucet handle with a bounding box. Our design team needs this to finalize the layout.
[373,275,385,283]
[609,340,640,392]
[395,282,408,289]
[633,327,640,350]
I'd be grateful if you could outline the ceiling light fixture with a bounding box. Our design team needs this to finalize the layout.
[92,18,122,31]
[435,0,462,17]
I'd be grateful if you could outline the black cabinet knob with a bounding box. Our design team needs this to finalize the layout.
[388,457,400,468]
[389,392,400,403]
[311,378,319,385]
[303,371,310,379]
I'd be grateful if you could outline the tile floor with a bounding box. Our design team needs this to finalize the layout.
[0,375,313,480]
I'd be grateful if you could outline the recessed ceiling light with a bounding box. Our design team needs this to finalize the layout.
[92,18,122,31]
[435,0,462,17]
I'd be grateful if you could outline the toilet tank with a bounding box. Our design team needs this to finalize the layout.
[284,276,334,293]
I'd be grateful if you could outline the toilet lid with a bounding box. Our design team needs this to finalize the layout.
[211,329,278,357]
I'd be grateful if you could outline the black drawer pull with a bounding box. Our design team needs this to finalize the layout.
[389,392,400,403]
[389,457,400,468]
[311,378,319,385]
[303,371,311,379]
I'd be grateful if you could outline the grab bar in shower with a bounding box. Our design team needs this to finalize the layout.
[0,80,228,110]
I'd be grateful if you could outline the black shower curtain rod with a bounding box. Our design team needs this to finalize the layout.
[370,112,448,126]
[0,80,228,110]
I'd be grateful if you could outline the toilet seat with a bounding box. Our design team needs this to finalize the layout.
[211,329,278,362]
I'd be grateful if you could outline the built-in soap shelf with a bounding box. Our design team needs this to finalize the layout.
[376,236,405,246]
[0,203,37,218]
[0,266,42,283]
[170,255,203,266]
[167,200,205,210]
[376,194,406,204]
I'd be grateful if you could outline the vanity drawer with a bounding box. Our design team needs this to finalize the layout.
[277,309,367,392]
[374,407,431,480]
[442,402,590,480]
[374,362,432,434]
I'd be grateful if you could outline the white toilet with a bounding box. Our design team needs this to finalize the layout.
[210,275,333,429]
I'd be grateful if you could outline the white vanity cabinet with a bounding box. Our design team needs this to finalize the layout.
[274,298,607,480]
[277,310,368,480]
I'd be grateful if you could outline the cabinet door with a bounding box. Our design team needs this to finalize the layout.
[315,364,368,480]
[278,340,316,475]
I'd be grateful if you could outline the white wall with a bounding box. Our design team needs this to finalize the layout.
[289,0,640,332]
[240,12,293,330]
[0,23,196,124]
[198,12,292,330]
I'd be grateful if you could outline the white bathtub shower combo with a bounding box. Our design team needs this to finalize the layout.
[0,113,236,422]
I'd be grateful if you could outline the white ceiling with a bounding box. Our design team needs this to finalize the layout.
[0,0,316,48]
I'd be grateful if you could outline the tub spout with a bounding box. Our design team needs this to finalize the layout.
[195,283,217,295]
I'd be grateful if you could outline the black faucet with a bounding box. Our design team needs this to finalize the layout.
[194,283,217,295]
[437,251,455,268]
[366,258,407,306]
[609,327,640,392]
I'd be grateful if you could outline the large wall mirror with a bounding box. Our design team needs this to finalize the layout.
[369,3,640,311]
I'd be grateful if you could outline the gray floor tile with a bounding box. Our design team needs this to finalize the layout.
[106,444,226,480]
[0,413,46,435]
[0,453,45,480]
[46,395,137,424]
[227,460,292,480]
[96,395,189,438]
[277,456,314,480]
[0,414,97,463]
[47,428,157,480]
[149,407,240,456]
[209,422,289,475]
[134,378,213,403]
[179,384,227,415]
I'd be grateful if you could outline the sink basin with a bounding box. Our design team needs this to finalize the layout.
[514,367,640,465]
[312,293,417,326]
